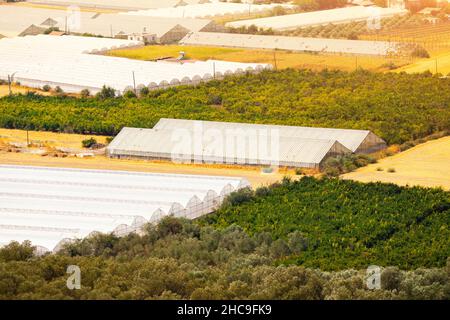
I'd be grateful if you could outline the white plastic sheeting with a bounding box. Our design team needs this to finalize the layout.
[181,32,400,56]
[123,2,296,19]
[153,118,386,153]
[28,0,204,11]
[106,126,352,168]
[226,6,408,31]
[0,165,250,252]
[0,35,271,93]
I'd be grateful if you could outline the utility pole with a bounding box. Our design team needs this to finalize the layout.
[273,51,277,70]
[26,130,29,147]
[7,72,17,95]
[213,62,216,79]
[7,75,12,95]
[132,71,136,94]
[435,58,438,74]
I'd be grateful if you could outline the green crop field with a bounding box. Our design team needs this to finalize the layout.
[202,177,450,270]
[1,69,449,145]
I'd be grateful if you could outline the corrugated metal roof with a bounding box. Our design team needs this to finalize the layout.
[0,165,249,252]
[153,118,374,152]
[107,127,351,167]
[180,32,400,56]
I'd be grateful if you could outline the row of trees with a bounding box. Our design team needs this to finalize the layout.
[202,177,450,270]
[0,216,449,299]
[0,69,449,145]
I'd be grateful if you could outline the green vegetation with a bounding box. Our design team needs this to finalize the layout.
[0,218,448,300]
[202,177,450,270]
[323,154,377,177]
[0,69,449,145]
[81,137,97,148]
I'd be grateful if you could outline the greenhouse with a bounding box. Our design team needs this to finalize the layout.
[226,6,407,31]
[0,35,270,93]
[106,125,353,168]
[123,2,296,19]
[181,32,400,56]
[0,165,249,252]
[153,119,387,153]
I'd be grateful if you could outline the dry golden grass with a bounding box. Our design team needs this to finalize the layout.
[0,85,53,97]
[108,45,410,72]
[342,136,450,190]
[396,52,450,75]
[0,129,293,187]
[0,128,109,149]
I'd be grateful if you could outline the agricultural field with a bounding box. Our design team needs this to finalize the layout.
[0,70,449,145]
[107,45,409,72]
[343,136,450,190]
[202,177,450,270]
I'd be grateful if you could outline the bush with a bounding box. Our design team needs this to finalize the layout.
[96,85,116,99]
[411,46,430,58]
[123,90,137,99]
[82,137,97,148]
[323,154,377,177]
[80,89,91,98]
[381,267,402,291]
[42,85,51,92]
[0,241,35,262]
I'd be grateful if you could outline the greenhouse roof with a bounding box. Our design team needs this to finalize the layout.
[180,32,400,55]
[107,127,351,167]
[153,118,376,153]
[0,35,270,93]
[0,165,249,252]
[226,6,408,30]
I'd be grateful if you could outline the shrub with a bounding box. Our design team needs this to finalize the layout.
[0,241,35,262]
[82,137,97,148]
[123,90,137,99]
[42,85,51,92]
[96,85,116,99]
[411,46,430,58]
[80,89,91,97]
[387,168,396,173]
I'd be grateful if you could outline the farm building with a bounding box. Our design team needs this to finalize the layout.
[0,5,94,38]
[123,2,296,19]
[106,127,352,168]
[226,6,408,31]
[0,6,223,42]
[53,14,224,43]
[0,165,249,252]
[106,119,385,168]
[180,32,401,56]
[0,35,270,93]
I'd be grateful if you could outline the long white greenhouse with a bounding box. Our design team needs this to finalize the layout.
[123,2,296,19]
[181,32,400,56]
[0,35,271,94]
[152,118,387,153]
[226,6,408,31]
[106,118,386,168]
[0,165,250,252]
